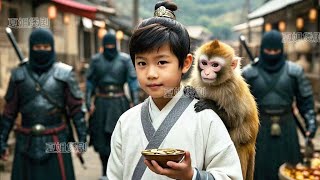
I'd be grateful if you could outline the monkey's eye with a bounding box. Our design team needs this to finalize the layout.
[212,63,219,67]
[201,61,207,66]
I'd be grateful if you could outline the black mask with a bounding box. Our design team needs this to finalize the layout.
[259,30,285,72]
[29,29,55,72]
[102,34,118,60]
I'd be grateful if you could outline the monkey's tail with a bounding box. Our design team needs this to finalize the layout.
[245,149,255,180]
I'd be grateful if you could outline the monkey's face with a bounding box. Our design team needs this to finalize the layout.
[198,55,226,84]
[198,54,229,85]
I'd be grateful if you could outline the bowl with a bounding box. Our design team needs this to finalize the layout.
[141,148,186,168]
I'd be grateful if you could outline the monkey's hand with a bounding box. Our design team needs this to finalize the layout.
[183,85,200,99]
[195,99,232,128]
[195,99,220,113]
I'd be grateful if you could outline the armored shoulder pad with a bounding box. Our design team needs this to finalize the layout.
[287,61,313,97]
[5,66,25,101]
[53,62,83,99]
[287,61,303,77]
[118,52,131,64]
[91,53,102,62]
[11,66,25,82]
[53,62,73,80]
[242,64,258,80]
[119,52,131,60]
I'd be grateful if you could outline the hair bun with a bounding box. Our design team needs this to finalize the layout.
[154,1,177,19]
[155,1,177,12]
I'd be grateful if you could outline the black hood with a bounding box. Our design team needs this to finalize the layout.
[102,33,118,60]
[29,28,56,72]
[259,30,285,72]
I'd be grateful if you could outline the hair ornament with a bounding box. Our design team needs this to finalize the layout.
[154,6,176,20]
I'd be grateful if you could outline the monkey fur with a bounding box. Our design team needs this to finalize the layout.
[186,40,259,180]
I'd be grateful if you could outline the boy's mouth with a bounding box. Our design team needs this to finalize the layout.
[146,83,163,88]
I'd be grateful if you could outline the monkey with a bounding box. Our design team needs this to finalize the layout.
[186,40,259,180]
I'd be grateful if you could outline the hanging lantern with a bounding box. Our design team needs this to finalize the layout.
[64,14,70,25]
[309,8,317,22]
[296,17,304,30]
[48,5,57,20]
[98,28,107,39]
[278,21,286,32]
[116,30,124,40]
[264,23,272,32]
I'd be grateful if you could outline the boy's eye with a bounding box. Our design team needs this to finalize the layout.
[158,61,168,65]
[137,62,146,66]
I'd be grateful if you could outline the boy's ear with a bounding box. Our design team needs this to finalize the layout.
[182,54,193,74]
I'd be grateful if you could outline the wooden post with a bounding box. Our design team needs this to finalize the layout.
[246,0,251,43]
[133,0,139,27]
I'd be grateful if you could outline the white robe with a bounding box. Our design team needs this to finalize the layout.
[107,89,243,180]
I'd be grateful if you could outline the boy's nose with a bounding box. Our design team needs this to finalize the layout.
[147,66,158,79]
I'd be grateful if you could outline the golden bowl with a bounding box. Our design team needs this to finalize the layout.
[141,148,186,168]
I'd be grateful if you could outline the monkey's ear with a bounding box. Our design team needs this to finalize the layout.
[210,40,220,49]
[231,57,241,70]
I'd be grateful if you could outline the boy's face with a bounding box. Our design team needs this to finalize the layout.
[135,43,192,98]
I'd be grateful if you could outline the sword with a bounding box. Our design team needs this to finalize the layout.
[67,121,87,170]
[5,27,87,169]
[304,136,314,167]
[5,27,27,63]
[239,34,255,62]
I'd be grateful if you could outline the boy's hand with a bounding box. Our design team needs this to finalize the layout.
[144,151,194,180]
[0,149,9,161]
[89,104,95,115]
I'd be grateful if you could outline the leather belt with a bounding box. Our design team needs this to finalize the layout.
[96,92,125,98]
[15,123,66,135]
[259,106,291,115]
[97,85,123,93]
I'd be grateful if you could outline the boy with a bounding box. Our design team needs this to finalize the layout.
[107,1,242,180]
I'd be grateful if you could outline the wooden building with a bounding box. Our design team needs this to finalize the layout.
[0,0,117,96]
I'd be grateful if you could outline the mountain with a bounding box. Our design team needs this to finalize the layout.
[113,0,265,40]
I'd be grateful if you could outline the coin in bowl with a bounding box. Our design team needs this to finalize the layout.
[141,148,186,168]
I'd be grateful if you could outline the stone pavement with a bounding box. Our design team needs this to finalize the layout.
[73,147,102,180]
[0,146,102,180]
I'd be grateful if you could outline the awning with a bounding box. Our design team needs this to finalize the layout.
[52,0,115,20]
[248,0,302,19]
[232,18,264,31]
[107,16,133,36]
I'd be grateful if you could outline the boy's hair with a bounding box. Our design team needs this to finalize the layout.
[129,1,190,68]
